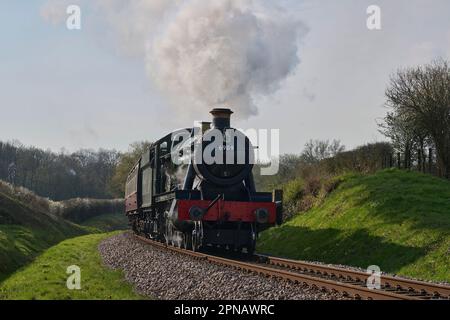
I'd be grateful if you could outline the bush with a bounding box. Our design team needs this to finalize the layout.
[281,174,344,221]
[0,179,124,224]
[304,176,322,197]
[53,199,125,223]
[283,178,305,204]
[0,180,55,216]
[282,179,305,220]
[323,142,393,174]
[323,175,344,194]
[297,194,317,213]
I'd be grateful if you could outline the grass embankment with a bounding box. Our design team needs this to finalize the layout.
[0,232,142,300]
[0,192,87,282]
[0,185,128,282]
[258,169,450,282]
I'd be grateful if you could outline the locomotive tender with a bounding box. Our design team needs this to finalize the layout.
[125,108,282,253]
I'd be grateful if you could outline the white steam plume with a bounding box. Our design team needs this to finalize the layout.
[41,0,306,118]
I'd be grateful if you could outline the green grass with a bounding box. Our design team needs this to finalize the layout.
[0,232,142,300]
[0,192,88,281]
[258,169,450,282]
[0,186,134,299]
[0,188,129,282]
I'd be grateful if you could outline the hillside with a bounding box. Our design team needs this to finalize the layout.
[0,191,87,281]
[0,182,128,282]
[0,233,142,300]
[258,169,450,282]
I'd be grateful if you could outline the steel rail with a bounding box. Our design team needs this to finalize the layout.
[258,255,450,299]
[133,235,444,300]
[205,255,416,300]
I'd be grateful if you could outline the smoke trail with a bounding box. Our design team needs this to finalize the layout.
[147,0,305,118]
[41,0,306,118]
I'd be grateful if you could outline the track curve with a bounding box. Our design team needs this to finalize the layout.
[134,235,450,300]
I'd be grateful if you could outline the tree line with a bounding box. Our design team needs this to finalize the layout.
[0,140,151,201]
[0,141,120,200]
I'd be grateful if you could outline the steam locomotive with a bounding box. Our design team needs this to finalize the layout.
[125,108,282,254]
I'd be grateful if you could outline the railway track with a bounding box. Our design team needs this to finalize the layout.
[257,255,450,300]
[134,235,450,300]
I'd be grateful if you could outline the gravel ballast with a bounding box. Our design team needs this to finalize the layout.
[99,233,346,300]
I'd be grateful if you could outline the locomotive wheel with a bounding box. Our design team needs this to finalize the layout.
[165,224,171,246]
[177,233,183,249]
[183,232,192,250]
[181,233,186,249]
[246,223,256,255]
[192,228,200,252]
[246,243,255,256]
[192,232,199,252]
[229,244,238,253]
[165,234,170,246]
[246,236,256,255]
[192,222,203,252]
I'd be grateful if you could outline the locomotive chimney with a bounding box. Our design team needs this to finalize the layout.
[210,108,233,130]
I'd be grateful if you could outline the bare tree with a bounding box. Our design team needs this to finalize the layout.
[384,59,450,177]
[301,139,345,164]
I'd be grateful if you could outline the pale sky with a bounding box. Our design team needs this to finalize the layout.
[1,0,450,154]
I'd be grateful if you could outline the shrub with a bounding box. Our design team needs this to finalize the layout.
[0,179,124,224]
[54,199,125,223]
[0,180,55,216]
[282,178,305,220]
[322,142,393,174]
[283,178,305,204]
[323,175,344,194]
[298,194,317,213]
[304,176,322,197]
[280,173,344,221]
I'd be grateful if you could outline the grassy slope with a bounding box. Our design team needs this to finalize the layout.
[258,169,450,282]
[0,188,129,282]
[0,192,87,281]
[0,232,142,300]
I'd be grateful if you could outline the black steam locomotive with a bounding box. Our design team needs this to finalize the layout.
[125,108,282,254]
